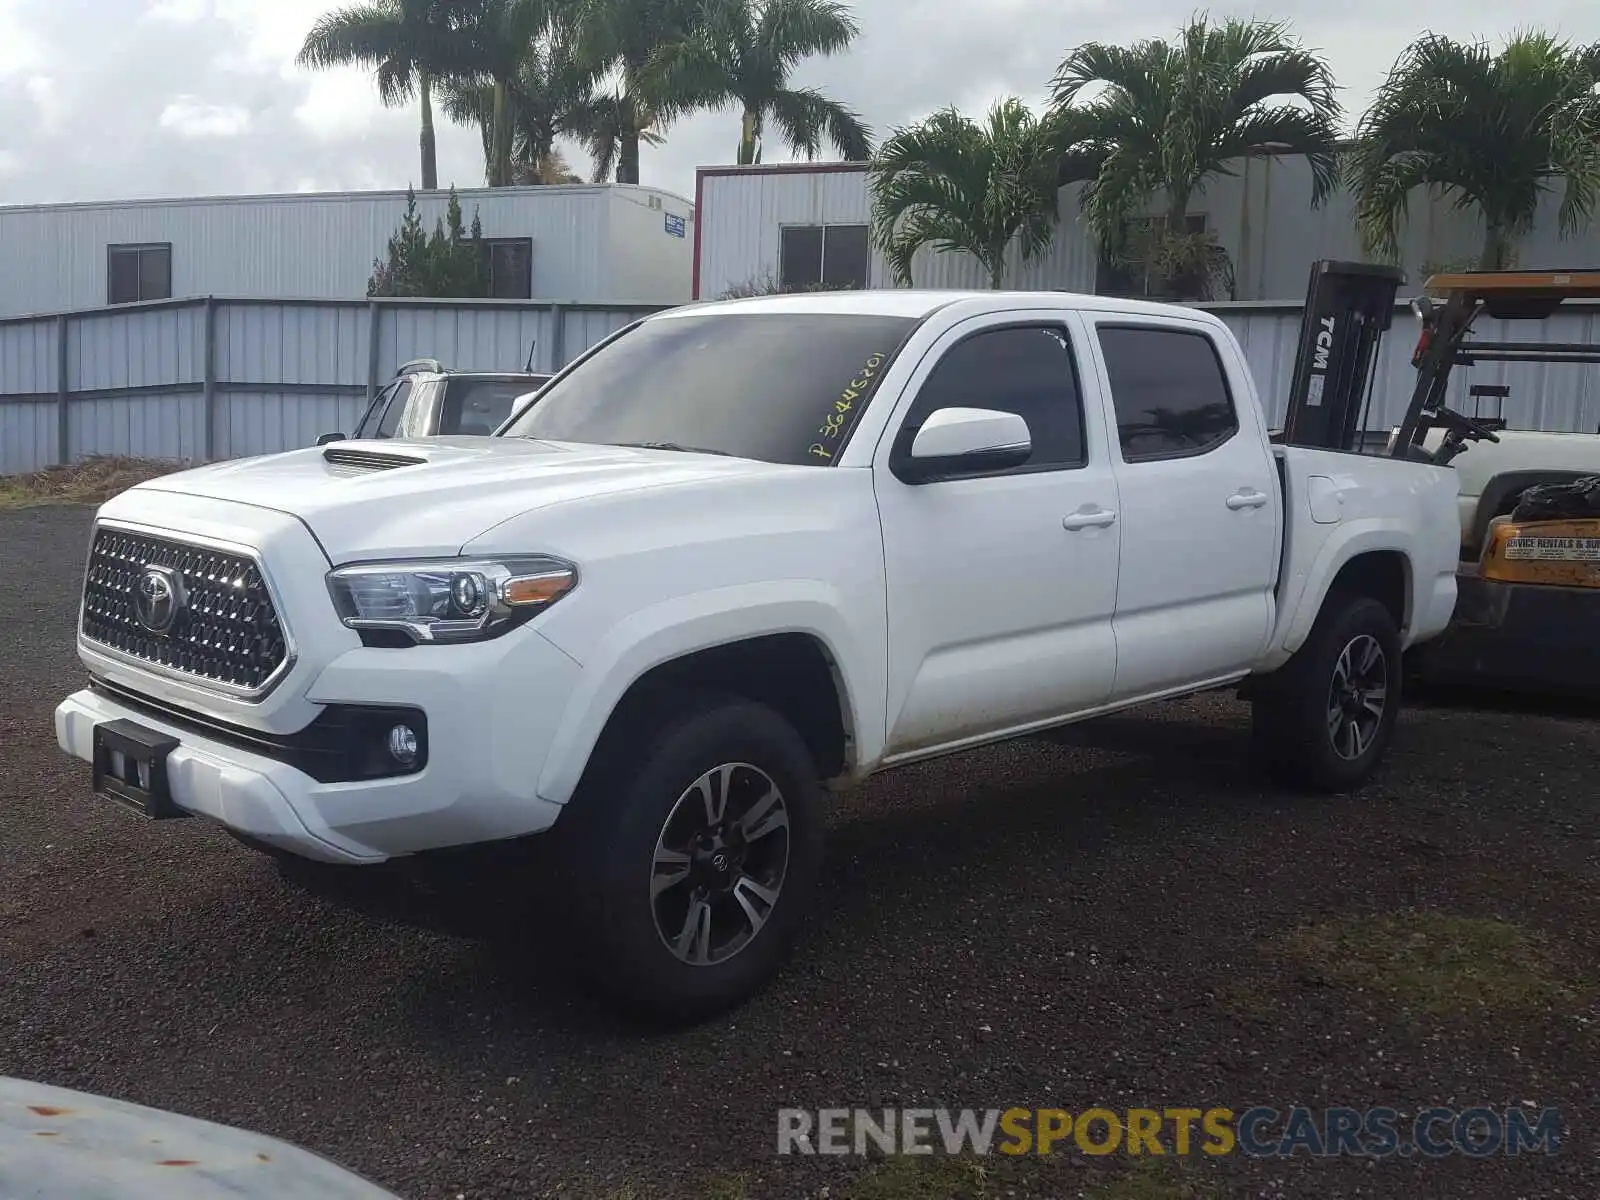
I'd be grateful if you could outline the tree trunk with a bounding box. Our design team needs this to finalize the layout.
[489,79,511,187]
[1166,196,1190,233]
[989,250,1005,290]
[1162,191,1191,298]
[738,109,760,166]
[619,132,641,185]
[1480,220,1510,271]
[418,72,437,191]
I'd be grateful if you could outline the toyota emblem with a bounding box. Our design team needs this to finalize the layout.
[134,564,186,635]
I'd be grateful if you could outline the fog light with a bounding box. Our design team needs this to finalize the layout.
[387,723,419,766]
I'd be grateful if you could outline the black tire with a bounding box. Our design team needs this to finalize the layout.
[552,690,826,1025]
[1251,592,1403,793]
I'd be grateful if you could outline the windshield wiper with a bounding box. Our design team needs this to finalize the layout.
[615,441,732,456]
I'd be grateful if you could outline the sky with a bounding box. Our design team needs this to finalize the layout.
[0,0,1597,208]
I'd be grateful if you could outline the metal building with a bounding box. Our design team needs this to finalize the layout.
[692,159,1600,302]
[0,183,696,319]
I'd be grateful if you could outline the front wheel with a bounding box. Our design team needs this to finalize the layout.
[555,691,825,1023]
[1251,594,1403,792]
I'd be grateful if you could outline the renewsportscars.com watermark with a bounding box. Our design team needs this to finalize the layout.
[776,1106,1563,1159]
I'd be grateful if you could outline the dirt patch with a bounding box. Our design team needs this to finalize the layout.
[0,455,184,508]
[1268,911,1592,1020]
[841,1156,988,1200]
[4,505,1599,1199]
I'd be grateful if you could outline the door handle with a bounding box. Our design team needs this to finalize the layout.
[1226,489,1269,510]
[1063,506,1117,530]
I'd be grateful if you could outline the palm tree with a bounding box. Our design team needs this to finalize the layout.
[566,85,668,181]
[573,0,699,183]
[444,0,560,187]
[1347,32,1600,271]
[297,0,465,190]
[1049,15,1342,271]
[437,15,593,184]
[868,98,1064,290]
[643,0,870,166]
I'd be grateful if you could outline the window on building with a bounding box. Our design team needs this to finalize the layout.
[484,238,533,299]
[1094,214,1207,299]
[1096,324,1239,462]
[779,224,870,290]
[896,324,1087,473]
[107,243,172,305]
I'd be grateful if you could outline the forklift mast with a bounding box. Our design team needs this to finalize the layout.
[1280,260,1406,452]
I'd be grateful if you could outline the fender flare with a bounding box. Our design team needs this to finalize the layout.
[1277,520,1414,658]
[534,583,879,806]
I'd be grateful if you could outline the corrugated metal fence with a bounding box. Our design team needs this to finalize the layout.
[2,295,1598,475]
[0,296,661,473]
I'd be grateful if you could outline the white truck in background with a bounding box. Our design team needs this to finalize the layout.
[1394,423,1600,556]
[55,289,1462,1021]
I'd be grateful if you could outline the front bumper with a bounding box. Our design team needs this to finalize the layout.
[1411,568,1600,694]
[56,626,584,864]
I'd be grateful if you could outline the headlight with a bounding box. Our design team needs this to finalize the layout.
[327,555,577,643]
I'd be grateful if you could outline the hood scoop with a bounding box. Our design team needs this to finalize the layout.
[322,445,428,473]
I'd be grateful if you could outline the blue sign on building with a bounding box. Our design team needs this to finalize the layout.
[664,212,686,239]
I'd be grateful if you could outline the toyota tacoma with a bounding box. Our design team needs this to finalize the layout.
[56,289,1462,1020]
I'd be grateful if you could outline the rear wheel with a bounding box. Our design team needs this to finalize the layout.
[1251,593,1402,792]
[555,691,825,1023]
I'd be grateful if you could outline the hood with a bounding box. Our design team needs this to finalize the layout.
[1,1074,400,1198]
[132,435,782,562]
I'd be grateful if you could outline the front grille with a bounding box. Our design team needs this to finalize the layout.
[81,527,289,695]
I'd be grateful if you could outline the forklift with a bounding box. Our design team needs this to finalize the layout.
[1279,261,1600,694]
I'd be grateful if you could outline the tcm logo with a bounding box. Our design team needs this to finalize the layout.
[1313,315,1337,371]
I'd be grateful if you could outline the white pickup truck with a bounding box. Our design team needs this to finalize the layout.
[56,289,1462,1020]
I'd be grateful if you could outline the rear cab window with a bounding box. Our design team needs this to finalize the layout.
[441,378,545,437]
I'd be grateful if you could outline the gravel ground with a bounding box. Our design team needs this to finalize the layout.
[2,502,1598,1200]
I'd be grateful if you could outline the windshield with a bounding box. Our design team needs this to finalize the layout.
[500,311,917,465]
[442,378,549,437]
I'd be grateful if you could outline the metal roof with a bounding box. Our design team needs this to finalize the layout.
[0,181,695,217]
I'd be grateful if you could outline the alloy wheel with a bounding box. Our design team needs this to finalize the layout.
[650,762,791,966]
[1326,633,1388,761]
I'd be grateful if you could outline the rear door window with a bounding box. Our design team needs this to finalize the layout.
[1095,325,1239,462]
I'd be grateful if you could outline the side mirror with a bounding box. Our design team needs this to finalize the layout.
[317,432,345,446]
[899,407,1031,482]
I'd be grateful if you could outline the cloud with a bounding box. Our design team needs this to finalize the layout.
[0,0,1595,209]
[0,1,44,77]
[142,0,208,22]
[160,95,251,137]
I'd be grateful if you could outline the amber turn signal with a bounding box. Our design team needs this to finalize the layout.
[503,569,577,607]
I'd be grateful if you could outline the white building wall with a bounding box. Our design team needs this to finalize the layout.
[697,161,1600,302]
[602,187,697,305]
[0,183,695,319]
[694,165,1100,299]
